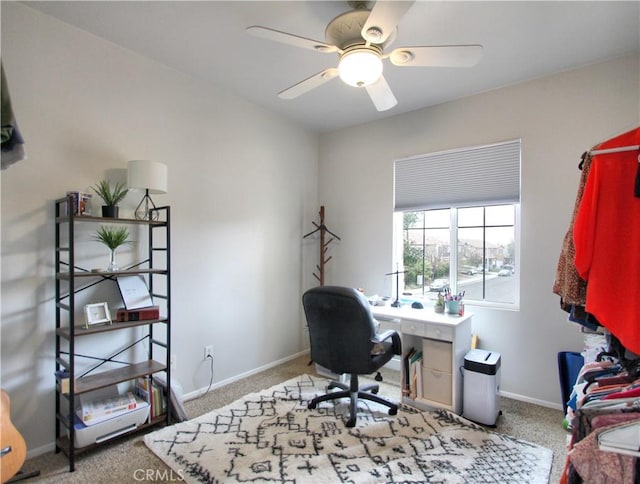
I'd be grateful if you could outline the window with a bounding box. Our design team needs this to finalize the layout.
[393,140,521,308]
[397,204,519,307]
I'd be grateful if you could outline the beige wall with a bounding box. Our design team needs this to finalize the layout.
[1,3,318,454]
[318,53,640,406]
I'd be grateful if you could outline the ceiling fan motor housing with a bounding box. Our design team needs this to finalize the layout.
[325,10,396,50]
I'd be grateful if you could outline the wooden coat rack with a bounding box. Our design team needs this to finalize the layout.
[303,206,341,286]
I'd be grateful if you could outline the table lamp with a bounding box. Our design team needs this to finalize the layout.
[127,160,167,220]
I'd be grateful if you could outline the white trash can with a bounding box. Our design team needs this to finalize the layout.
[463,349,501,426]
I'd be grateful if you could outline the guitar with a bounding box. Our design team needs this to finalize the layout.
[0,390,26,483]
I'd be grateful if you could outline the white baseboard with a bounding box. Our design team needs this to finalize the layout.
[499,390,563,411]
[27,442,56,460]
[184,350,310,401]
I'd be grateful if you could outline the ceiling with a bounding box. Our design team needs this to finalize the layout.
[23,1,640,133]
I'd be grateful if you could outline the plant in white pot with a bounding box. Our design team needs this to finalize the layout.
[91,180,128,218]
[93,225,131,272]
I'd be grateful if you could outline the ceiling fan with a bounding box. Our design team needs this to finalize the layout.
[247,1,483,111]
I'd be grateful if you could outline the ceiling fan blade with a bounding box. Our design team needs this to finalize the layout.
[389,45,484,67]
[247,26,339,53]
[365,75,397,111]
[361,1,415,44]
[278,68,339,99]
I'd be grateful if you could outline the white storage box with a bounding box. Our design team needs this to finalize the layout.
[73,400,150,448]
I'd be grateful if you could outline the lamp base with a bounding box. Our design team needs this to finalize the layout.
[134,190,159,221]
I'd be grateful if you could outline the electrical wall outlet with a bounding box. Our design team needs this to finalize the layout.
[204,345,213,359]
[170,354,176,370]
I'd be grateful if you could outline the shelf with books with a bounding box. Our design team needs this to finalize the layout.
[53,194,171,472]
[67,361,167,396]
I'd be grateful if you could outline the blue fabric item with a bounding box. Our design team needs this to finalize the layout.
[558,351,585,414]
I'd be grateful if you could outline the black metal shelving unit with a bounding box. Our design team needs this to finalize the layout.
[54,195,171,472]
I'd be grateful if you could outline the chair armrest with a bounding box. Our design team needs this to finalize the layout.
[373,330,402,355]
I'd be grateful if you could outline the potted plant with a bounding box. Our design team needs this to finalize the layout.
[93,226,131,271]
[434,292,445,313]
[91,180,128,218]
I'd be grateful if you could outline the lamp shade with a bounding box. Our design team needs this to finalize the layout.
[338,49,383,87]
[127,160,167,194]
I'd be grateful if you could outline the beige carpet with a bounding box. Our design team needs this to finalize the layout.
[19,355,568,483]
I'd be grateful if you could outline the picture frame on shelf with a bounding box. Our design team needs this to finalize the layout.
[117,275,153,310]
[84,302,112,328]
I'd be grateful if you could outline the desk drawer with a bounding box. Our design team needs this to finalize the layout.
[422,338,452,373]
[377,318,401,332]
[421,368,452,405]
[401,320,426,337]
[426,324,453,342]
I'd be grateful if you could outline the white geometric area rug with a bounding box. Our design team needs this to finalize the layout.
[145,374,552,483]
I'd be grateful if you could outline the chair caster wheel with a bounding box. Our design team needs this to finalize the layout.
[375,372,383,382]
[371,388,379,394]
[308,402,317,409]
[346,417,356,427]
[388,407,398,416]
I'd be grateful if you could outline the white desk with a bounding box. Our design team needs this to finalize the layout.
[372,306,472,414]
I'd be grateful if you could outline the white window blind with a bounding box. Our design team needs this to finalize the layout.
[394,139,521,211]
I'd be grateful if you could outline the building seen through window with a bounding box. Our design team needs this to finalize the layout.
[397,204,518,307]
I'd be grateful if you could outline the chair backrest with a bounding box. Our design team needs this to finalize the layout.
[302,286,377,375]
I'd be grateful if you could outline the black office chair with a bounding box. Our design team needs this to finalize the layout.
[302,285,402,427]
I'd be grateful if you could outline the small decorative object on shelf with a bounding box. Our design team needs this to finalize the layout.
[117,275,153,309]
[91,180,128,218]
[66,191,92,216]
[92,226,130,272]
[83,302,112,329]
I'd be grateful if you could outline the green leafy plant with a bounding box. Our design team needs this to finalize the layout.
[91,180,128,206]
[93,226,131,250]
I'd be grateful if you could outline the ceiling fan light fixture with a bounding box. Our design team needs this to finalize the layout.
[338,49,383,87]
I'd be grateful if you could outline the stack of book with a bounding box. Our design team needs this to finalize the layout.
[135,377,167,421]
[116,305,160,322]
[403,348,423,400]
[77,389,139,426]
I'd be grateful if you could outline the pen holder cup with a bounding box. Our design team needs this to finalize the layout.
[446,300,460,314]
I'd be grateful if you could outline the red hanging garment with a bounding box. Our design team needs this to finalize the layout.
[573,127,640,353]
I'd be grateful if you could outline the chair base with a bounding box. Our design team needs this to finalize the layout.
[308,374,398,427]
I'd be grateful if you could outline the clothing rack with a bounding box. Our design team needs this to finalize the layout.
[589,144,640,156]
[303,206,340,286]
